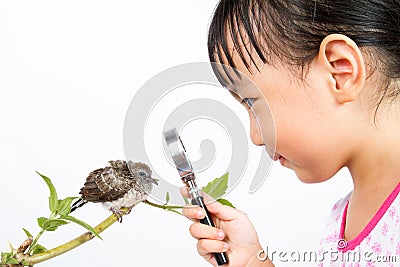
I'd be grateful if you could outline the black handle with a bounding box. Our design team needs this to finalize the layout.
[191,196,229,266]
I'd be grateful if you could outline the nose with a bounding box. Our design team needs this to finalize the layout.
[249,111,263,146]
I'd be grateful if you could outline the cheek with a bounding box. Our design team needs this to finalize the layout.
[277,117,325,161]
[253,66,348,182]
[278,123,347,182]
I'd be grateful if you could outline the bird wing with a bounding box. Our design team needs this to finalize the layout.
[79,166,134,202]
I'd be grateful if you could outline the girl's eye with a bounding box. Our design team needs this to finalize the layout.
[241,98,256,109]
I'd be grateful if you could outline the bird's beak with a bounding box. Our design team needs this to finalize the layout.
[151,177,159,185]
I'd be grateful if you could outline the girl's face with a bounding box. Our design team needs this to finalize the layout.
[229,56,355,184]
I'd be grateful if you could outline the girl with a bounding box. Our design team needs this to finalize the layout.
[182,0,400,266]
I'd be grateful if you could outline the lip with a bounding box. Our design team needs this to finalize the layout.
[272,153,286,166]
[272,154,281,161]
[279,156,285,166]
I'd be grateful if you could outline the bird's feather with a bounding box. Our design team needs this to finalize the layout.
[79,161,134,202]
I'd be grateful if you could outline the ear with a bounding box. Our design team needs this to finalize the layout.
[317,34,366,104]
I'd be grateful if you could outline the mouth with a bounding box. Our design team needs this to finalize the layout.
[272,153,281,161]
[272,154,286,166]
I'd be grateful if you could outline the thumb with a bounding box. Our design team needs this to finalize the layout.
[201,191,241,221]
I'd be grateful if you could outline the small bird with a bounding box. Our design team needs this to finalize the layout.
[71,160,158,222]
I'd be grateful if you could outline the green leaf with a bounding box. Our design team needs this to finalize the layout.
[37,217,69,231]
[37,217,48,229]
[43,219,69,231]
[217,198,236,208]
[22,227,33,238]
[165,191,170,204]
[56,197,79,216]
[1,252,11,264]
[36,171,58,212]
[61,215,102,240]
[31,244,47,255]
[3,252,18,265]
[6,257,19,264]
[202,172,229,200]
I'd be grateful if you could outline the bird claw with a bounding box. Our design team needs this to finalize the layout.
[110,208,126,223]
[125,206,133,214]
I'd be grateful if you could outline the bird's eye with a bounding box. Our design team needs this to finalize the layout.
[139,171,146,176]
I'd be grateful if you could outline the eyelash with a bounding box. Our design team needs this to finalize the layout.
[241,98,256,109]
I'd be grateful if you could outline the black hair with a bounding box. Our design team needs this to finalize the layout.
[208,0,400,108]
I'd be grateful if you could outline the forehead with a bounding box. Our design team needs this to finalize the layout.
[212,43,264,98]
[217,32,260,73]
[209,1,269,77]
[210,19,268,91]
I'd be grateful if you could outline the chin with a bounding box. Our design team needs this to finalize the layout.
[294,170,333,184]
[298,177,329,184]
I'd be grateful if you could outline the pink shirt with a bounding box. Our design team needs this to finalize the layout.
[318,183,400,267]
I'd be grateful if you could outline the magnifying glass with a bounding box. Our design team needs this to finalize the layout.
[163,127,229,266]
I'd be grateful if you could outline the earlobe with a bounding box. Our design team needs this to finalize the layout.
[318,34,366,104]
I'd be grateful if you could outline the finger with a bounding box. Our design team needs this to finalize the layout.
[180,186,190,198]
[182,187,242,221]
[182,205,205,222]
[197,239,229,257]
[201,192,242,221]
[189,222,225,240]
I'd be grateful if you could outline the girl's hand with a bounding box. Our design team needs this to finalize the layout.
[181,187,273,267]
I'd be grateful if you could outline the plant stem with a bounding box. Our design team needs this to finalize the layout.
[23,213,119,265]
[143,200,183,210]
[20,201,182,265]
[26,229,44,255]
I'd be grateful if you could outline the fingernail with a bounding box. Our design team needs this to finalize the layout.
[217,231,224,239]
[196,209,204,217]
[222,243,229,252]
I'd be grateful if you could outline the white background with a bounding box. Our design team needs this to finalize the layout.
[0,1,353,266]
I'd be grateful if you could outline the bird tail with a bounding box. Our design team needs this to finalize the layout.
[71,198,87,212]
